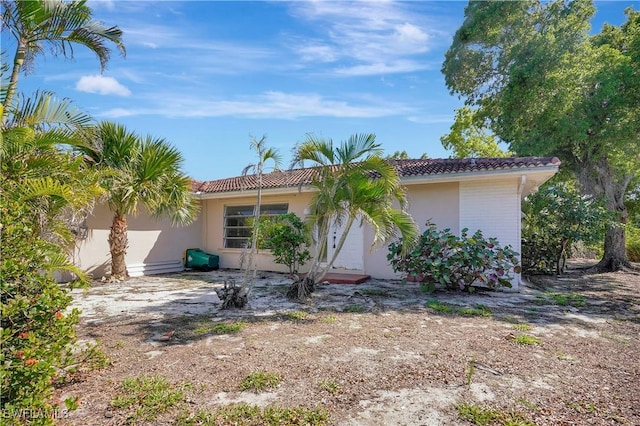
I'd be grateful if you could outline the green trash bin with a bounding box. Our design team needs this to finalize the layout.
[185,248,219,271]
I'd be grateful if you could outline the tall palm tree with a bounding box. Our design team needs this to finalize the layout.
[1,0,125,120]
[288,133,418,300]
[79,121,199,279]
[219,135,282,309]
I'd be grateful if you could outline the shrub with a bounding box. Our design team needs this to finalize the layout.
[626,224,640,262]
[255,213,311,275]
[388,221,520,291]
[521,181,610,274]
[1,200,83,425]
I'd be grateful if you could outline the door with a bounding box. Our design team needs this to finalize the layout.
[326,216,364,271]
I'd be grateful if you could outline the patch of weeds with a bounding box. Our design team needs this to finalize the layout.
[556,351,577,362]
[195,321,246,335]
[511,334,541,346]
[502,316,521,324]
[426,299,454,313]
[322,315,336,324]
[176,403,331,425]
[603,334,630,344]
[345,305,364,313]
[61,341,110,380]
[466,358,476,387]
[458,304,493,317]
[516,397,540,411]
[211,322,246,334]
[455,402,535,426]
[535,292,585,307]
[513,323,532,332]
[111,376,185,423]
[566,400,598,414]
[282,311,309,321]
[318,380,341,394]
[240,371,282,392]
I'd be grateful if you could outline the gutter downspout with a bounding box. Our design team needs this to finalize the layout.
[516,175,526,291]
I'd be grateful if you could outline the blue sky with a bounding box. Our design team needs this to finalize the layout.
[5,0,637,181]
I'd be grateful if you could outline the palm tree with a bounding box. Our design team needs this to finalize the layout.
[1,0,125,120]
[80,121,199,279]
[288,133,418,300]
[1,89,102,248]
[218,135,282,309]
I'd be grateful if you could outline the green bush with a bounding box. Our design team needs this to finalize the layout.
[522,181,609,274]
[627,224,640,262]
[255,213,311,275]
[388,221,520,291]
[1,200,82,425]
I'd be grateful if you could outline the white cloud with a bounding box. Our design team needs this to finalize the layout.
[99,91,413,120]
[287,1,444,76]
[76,75,131,96]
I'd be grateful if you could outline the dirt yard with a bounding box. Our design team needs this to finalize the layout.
[54,260,639,425]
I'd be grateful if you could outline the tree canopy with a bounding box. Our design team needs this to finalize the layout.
[442,0,640,271]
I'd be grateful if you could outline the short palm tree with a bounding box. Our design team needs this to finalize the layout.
[1,0,125,120]
[1,88,102,249]
[80,121,199,279]
[288,133,418,300]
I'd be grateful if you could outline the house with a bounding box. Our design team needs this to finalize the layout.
[75,157,560,289]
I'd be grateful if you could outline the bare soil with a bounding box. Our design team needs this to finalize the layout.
[55,260,640,425]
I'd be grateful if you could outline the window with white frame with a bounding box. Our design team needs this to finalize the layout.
[223,203,288,248]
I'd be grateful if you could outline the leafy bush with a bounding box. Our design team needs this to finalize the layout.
[1,199,83,425]
[521,181,610,274]
[388,221,520,291]
[626,224,640,262]
[255,213,311,275]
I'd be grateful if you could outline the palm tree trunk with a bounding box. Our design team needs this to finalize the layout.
[109,212,129,279]
[2,40,26,122]
[316,215,355,282]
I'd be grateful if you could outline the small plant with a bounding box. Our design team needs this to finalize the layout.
[211,322,246,334]
[511,334,541,346]
[388,221,520,291]
[255,213,311,275]
[282,311,309,321]
[345,305,364,313]
[176,403,331,425]
[323,315,337,324]
[111,376,185,423]
[455,402,535,426]
[240,371,282,392]
[458,304,493,317]
[466,358,476,387]
[318,380,341,394]
[195,321,246,335]
[513,323,532,331]
[534,292,585,307]
[426,299,454,313]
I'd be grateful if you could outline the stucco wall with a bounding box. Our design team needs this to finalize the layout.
[363,181,460,280]
[201,192,314,273]
[75,203,202,278]
[459,177,522,288]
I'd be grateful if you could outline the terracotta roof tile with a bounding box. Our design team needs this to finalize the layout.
[194,157,560,194]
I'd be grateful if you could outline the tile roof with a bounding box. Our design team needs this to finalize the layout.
[193,156,560,194]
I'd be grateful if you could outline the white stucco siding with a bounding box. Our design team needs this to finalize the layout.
[363,182,460,280]
[459,178,522,289]
[76,203,202,278]
[201,192,314,273]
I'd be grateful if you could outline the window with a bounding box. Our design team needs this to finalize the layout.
[224,203,288,248]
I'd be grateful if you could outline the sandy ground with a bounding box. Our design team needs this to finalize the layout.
[54,260,640,425]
